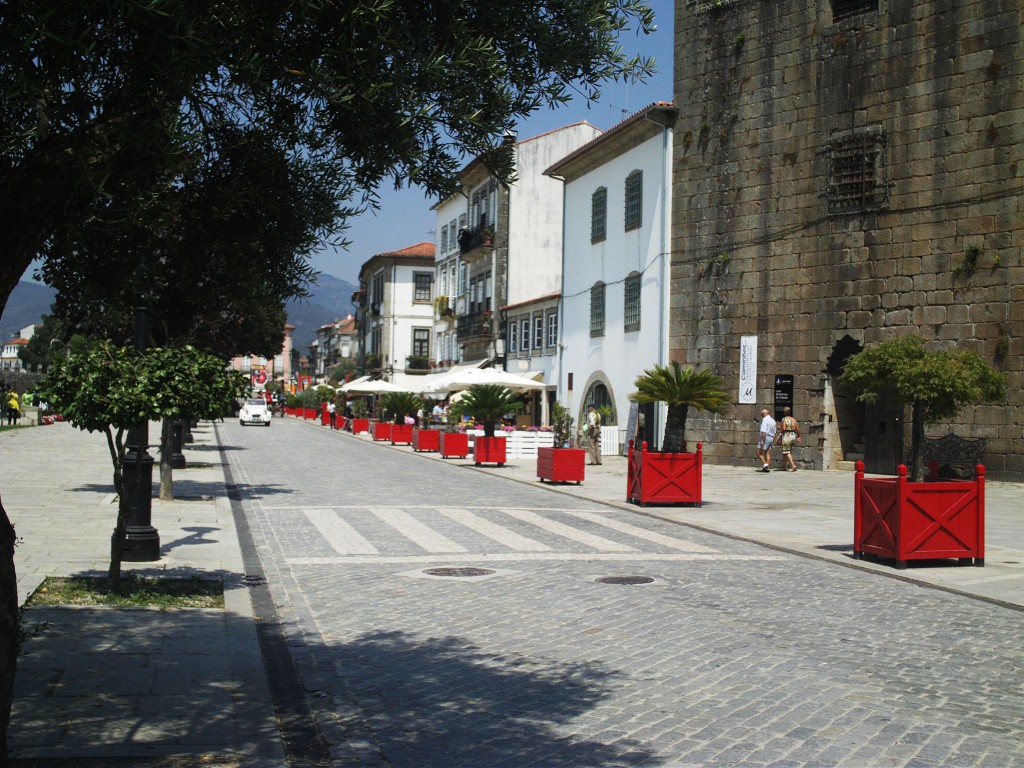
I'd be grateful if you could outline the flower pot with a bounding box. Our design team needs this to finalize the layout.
[440,431,469,458]
[537,447,585,484]
[390,423,414,445]
[303,407,316,420]
[350,417,370,434]
[626,440,702,507]
[413,428,440,452]
[372,421,392,441]
[320,402,330,426]
[854,462,985,569]
[474,435,507,467]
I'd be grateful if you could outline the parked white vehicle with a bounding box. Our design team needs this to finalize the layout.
[239,398,271,427]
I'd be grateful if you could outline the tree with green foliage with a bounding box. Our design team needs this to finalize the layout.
[552,402,577,448]
[629,363,731,453]
[380,391,426,425]
[839,335,1006,481]
[36,342,247,582]
[450,384,523,437]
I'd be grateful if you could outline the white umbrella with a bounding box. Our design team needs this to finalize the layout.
[342,378,413,394]
[421,367,545,394]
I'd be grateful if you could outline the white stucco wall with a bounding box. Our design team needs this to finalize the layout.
[557,126,672,440]
[506,123,602,307]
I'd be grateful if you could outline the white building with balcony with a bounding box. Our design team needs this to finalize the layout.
[545,102,677,450]
[354,242,436,380]
[431,122,602,424]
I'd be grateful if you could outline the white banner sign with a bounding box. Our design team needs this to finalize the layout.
[739,335,758,404]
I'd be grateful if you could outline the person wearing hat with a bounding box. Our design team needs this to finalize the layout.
[586,403,602,465]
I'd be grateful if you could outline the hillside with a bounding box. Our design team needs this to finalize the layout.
[286,272,358,349]
[0,274,356,349]
[1,281,56,341]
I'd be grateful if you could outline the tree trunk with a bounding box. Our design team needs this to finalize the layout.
[910,401,926,482]
[159,417,174,501]
[0,500,18,764]
[661,404,688,454]
[107,429,127,587]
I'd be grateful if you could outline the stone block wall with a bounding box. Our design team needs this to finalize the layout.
[671,0,1023,477]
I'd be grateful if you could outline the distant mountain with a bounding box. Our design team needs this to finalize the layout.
[286,272,358,349]
[0,274,355,349]
[1,281,55,340]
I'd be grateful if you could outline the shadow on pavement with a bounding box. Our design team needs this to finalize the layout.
[327,629,653,767]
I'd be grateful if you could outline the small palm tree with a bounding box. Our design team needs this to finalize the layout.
[629,362,730,453]
[379,391,424,424]
[450,384,522,437]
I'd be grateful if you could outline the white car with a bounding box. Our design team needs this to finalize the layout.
[239,398,272,427]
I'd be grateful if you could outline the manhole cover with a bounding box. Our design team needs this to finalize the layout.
[597,575,655,585]
[422,567,496,578]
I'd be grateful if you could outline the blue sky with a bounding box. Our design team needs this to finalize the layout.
[312,0,675,284]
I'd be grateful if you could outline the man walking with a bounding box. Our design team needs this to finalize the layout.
[756,408,776,472]
[586,404,602,465]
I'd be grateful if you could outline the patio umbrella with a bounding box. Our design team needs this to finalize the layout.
[342,378,413,394]
[421,367,546,394]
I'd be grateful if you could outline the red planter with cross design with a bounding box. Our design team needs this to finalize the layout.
[626,440,702,507]
[854,462,985,569]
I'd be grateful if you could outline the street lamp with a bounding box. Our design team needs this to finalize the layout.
[119,303,160,561]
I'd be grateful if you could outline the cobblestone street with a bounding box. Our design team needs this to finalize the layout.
[222,418,1024,767]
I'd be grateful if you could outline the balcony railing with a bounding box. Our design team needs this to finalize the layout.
[457,312,494,339]
[458,225,494,255]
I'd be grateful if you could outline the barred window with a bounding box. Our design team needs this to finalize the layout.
[624,171,642,231]
[827,128,887,215]
[624,273,641,332]
[590,283,605,337]
[831,0,878,23]
[591,187,607,242]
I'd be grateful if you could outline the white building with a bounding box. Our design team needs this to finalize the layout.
[354,242,436,381]
[431,122,603,425]
[545,102,677,451]
[1,324,36,372]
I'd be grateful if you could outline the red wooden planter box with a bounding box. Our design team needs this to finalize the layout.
[854,462,985,569]
[626,440,702,507]
[303,407,317,420]
[350,417,370,434]
[337,416,347,431]
[372,421,392,441]
[320,402,330,426]
[391,424,414,445]
[474,436,507,467]
[439,431,469,458]
[536,447,585,484]
[412,428,440,452]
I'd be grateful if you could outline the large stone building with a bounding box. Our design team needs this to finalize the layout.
[671,0,1022,477]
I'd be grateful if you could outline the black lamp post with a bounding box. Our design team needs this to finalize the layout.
[119,303,160,561]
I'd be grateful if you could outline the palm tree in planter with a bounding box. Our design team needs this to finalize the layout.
[626,362,730,506]
[450,384,522,466]
[537,402,585,484]
[380,390,424,445]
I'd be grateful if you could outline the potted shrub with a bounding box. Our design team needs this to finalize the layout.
[841,335,1004,568]
[450,384,522,467]
[537,402,585,484]
[380,391,423,445]
[626,362,730,506]
[349,397,370,434]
